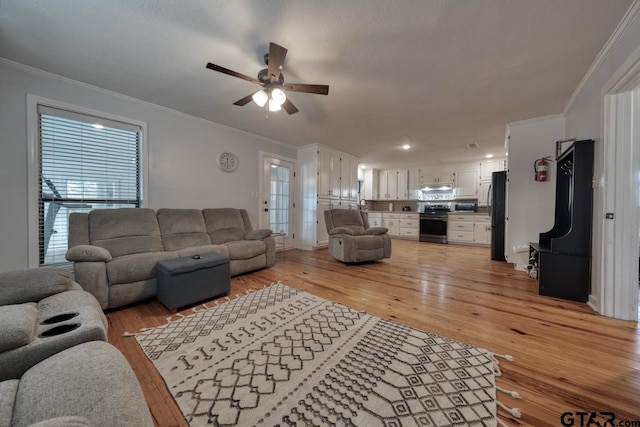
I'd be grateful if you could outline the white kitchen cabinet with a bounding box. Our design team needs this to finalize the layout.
[317,147,341,199]
[473,216,491,245]
[408,167,422,199]
[447,213,490,246]
[340,155,358,201]
[315,199,332,246]
[368,212,383,227]
[420,168,455,186]
[363,168,379,200]
[382,213,401,236]
[399,213,419,240]
[478,180,491,207]
[380,169,409,200]
[479,158,507,182]
[298,144,360,249]
[455,170,478,198]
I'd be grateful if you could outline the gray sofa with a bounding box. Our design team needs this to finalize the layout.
[66,208,275,309]
[1,341,153,427]
[0,268,107,381]
[324,209,392,263]
[0,268,153,426]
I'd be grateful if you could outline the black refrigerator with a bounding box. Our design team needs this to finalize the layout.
[489,171,506,261]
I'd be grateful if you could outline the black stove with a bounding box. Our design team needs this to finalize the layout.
[420,205,450,243]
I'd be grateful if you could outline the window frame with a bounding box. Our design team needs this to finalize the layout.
[27,95,149,267]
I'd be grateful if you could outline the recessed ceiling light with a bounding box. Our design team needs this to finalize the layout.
[402,144,411,150]
[92,124,104,129]
[271,164,277,168]
[505,152,508,156]
[359,164,366,169]
[485,154,494,158]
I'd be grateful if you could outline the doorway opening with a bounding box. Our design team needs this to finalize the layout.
[600,49,640,321]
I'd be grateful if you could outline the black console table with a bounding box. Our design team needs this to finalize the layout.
[530,140,594,302]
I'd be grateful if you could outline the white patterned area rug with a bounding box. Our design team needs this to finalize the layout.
[134,283,519,426]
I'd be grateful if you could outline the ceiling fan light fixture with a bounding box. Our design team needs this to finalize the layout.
[271,88,287,106]
[252,90,268,107]
[268,98,282,112]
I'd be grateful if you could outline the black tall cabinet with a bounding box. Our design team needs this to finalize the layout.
[531,140,594,302]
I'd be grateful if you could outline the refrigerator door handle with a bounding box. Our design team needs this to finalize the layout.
[487,183,493,217]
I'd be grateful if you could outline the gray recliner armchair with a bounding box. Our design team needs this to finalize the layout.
[324,209,392,263]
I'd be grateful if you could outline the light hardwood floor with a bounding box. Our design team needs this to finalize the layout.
[107,240,640,427]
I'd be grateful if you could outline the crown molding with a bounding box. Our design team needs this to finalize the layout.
[0,57,296,150]
[563,0,640,115]
[507,114,564,129]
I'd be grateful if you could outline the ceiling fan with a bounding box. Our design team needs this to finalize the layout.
[206,42,329,114]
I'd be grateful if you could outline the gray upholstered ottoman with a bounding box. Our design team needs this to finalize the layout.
[155,253,230,311]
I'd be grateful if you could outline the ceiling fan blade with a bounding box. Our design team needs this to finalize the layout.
[233,93,255,106]
[282,98,299,115]
[267,42,288,82]
[282,83,329,95]
[206,62,261,85]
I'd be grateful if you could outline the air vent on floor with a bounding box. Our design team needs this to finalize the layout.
[466,142,479,149]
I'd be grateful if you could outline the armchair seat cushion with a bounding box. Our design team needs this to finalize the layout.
[354,235,386,250]
[106,252,178,286]
[363,227,389,235]
[0,304,37,352]
[224,240,266,260]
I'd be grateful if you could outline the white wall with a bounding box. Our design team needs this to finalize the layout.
[0,60,297,272]
[563,4,640,308]
[505,116,565,270]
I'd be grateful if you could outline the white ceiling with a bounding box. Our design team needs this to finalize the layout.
[0,0,633,168]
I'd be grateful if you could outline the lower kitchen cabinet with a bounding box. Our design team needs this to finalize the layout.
[368,212,383,227]
[399,213,419,240]
[382,213,401,236]
[447,214,490,246]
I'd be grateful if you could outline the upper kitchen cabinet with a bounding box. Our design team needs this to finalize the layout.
[454,170,478,198]
[420,167,455,187]
[340,155,359,201]
[408,167,422,199]
[379,169,409,200]
[478,158,507,181]
[362,168,379,200]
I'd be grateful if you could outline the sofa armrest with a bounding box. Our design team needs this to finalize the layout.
[66,245,112,262]
[246,229,272,240]
[364,227,389,235]
[329,227,355,235]
[0,269,75,306]
[0,303,38,352]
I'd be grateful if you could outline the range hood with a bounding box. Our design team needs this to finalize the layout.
[421,183,453,191]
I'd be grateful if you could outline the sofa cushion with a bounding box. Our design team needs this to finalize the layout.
[203,209,248,244]
[224,240,266,260]
[0,268,74,306]
[0,304,37,352]
[106,252,178,286]
[176,244,229,258]
[0,379,19,427]
[157,209,212,251]
[89,208,164,257]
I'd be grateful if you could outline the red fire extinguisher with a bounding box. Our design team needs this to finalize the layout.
[534,158,549,181]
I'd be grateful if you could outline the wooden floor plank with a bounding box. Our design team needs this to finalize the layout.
[106,240,640,427]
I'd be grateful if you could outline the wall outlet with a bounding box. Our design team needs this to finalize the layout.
[513,244,529,253]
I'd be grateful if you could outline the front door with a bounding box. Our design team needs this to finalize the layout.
[261,156,295,251]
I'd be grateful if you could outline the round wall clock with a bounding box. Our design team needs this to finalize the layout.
[216,151,238,172]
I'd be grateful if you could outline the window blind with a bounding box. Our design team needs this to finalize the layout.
[38,106,142,265]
